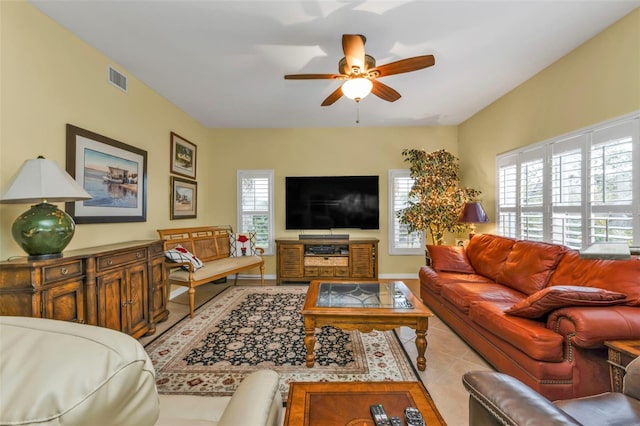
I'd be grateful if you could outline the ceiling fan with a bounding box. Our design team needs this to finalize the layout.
[284,34,435,106]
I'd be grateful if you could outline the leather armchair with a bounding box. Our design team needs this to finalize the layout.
[462,356,640,426]
[0,316,282,426]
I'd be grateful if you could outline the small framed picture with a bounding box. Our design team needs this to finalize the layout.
[170,132,197,179]
[170,176,197,219]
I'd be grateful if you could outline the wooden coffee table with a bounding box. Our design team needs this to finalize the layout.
[302,280,432,371]
[284,381,447,426]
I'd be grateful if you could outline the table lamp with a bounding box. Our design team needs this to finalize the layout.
[458,201,490,237]
[0,156,92,260]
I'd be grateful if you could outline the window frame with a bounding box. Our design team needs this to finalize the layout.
[236,170,274,255]
[388,169,424,255]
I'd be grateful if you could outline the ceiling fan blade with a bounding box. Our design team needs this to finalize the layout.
[321,86,344,106]
[369,55,435,78]
[342,34,366,73]
[284,74,342,80]
[371,80,401,102]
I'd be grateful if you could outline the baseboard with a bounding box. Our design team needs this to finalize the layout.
[379,273,419,279]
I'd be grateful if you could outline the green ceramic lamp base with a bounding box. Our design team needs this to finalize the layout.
[11,202,76,260]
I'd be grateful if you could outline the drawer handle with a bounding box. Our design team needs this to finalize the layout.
[136,252,143,259]
[107,260,113,266]
[60,267,68,275]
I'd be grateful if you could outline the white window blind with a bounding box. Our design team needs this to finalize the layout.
[388,170,423,255]
[237,170,274,255]
[519,148,545,241]
[497,156,517,238]
[589,122,635,244]
[551,135,584,247]
[495,113,639,248]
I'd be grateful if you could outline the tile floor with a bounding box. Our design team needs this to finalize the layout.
[139,279,494,426]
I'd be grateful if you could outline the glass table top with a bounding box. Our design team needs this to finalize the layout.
[315,282,414,309]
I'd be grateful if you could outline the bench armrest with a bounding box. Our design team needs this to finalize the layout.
[164,259,193,272]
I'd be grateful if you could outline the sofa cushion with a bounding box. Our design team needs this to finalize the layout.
[441,282,525,314]
[548,250,640,306]
[167,255,263,283]
[427,245,475,273]
[419,267,492,295]
[465,234,516,281]
[496,240,567,295]
[505,286,628,319]
[469,301,564,362]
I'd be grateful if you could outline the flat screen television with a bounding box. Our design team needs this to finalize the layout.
[285,175,379,230]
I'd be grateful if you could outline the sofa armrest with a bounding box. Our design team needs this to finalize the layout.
[547,306,640,348]
[462,371,581,426]
[218,370,282,426]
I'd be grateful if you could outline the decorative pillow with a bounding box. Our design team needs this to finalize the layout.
[505,285,627,319]
[164,244,204,271]
[229,232,257,257]
[427,245,475,274]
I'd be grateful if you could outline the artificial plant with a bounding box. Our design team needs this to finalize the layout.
[398,148,481,245]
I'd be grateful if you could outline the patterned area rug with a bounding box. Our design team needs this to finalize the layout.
[145,286,419,398]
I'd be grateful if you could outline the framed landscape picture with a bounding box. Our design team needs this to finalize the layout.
[170,132,197,179]
[171,176,197,219]
[65,124,147,223]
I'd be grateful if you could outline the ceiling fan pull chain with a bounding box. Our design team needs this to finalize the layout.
[356,102,360,124]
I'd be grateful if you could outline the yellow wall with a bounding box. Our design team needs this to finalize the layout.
[2,3,638,275]
[0,1,212,255]
[0,2,455,276]
[207,127,458,275]
[458,8,640,228]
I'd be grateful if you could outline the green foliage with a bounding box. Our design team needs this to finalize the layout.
[398,149,481,245]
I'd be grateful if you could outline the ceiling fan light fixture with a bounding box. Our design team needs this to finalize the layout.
[341,78,373,101]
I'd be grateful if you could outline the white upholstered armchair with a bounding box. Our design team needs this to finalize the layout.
[0,316,282,426]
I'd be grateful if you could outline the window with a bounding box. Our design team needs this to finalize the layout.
[388,170,424,254]
[237,170,274,255]
[496,114,639,249]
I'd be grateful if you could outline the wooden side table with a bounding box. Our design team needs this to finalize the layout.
[604,340,640,392]
[284,381,446,426]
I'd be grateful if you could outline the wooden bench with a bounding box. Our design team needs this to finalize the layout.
[157,226,264,317]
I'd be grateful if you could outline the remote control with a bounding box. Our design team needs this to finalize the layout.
[370,404,391,426]
[390,416,402,426]
[404,407,425,426]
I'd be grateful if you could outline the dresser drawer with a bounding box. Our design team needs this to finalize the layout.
[43,261,83,284]
[319,267,335,277]
[304,267,319,277]
[97,248,147,271]
[335,267,349,277]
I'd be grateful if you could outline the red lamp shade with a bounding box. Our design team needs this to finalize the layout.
[459,202,489,224]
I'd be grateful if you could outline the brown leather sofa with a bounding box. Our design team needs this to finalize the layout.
[462,356,640,426]
[420,233,640,400]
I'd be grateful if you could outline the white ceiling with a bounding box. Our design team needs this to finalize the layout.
[30,1,639,128]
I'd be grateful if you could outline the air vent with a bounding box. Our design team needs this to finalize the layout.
[107,65,128,92]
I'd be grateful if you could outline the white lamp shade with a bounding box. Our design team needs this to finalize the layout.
[0,157,92,204]
[341,78,373,100]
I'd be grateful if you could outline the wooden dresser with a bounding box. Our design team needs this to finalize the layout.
[0,240,168,339]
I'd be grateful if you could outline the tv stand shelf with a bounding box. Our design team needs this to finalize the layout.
[276,238,378,285]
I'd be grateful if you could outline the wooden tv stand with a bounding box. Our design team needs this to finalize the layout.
[276,238,378,285]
